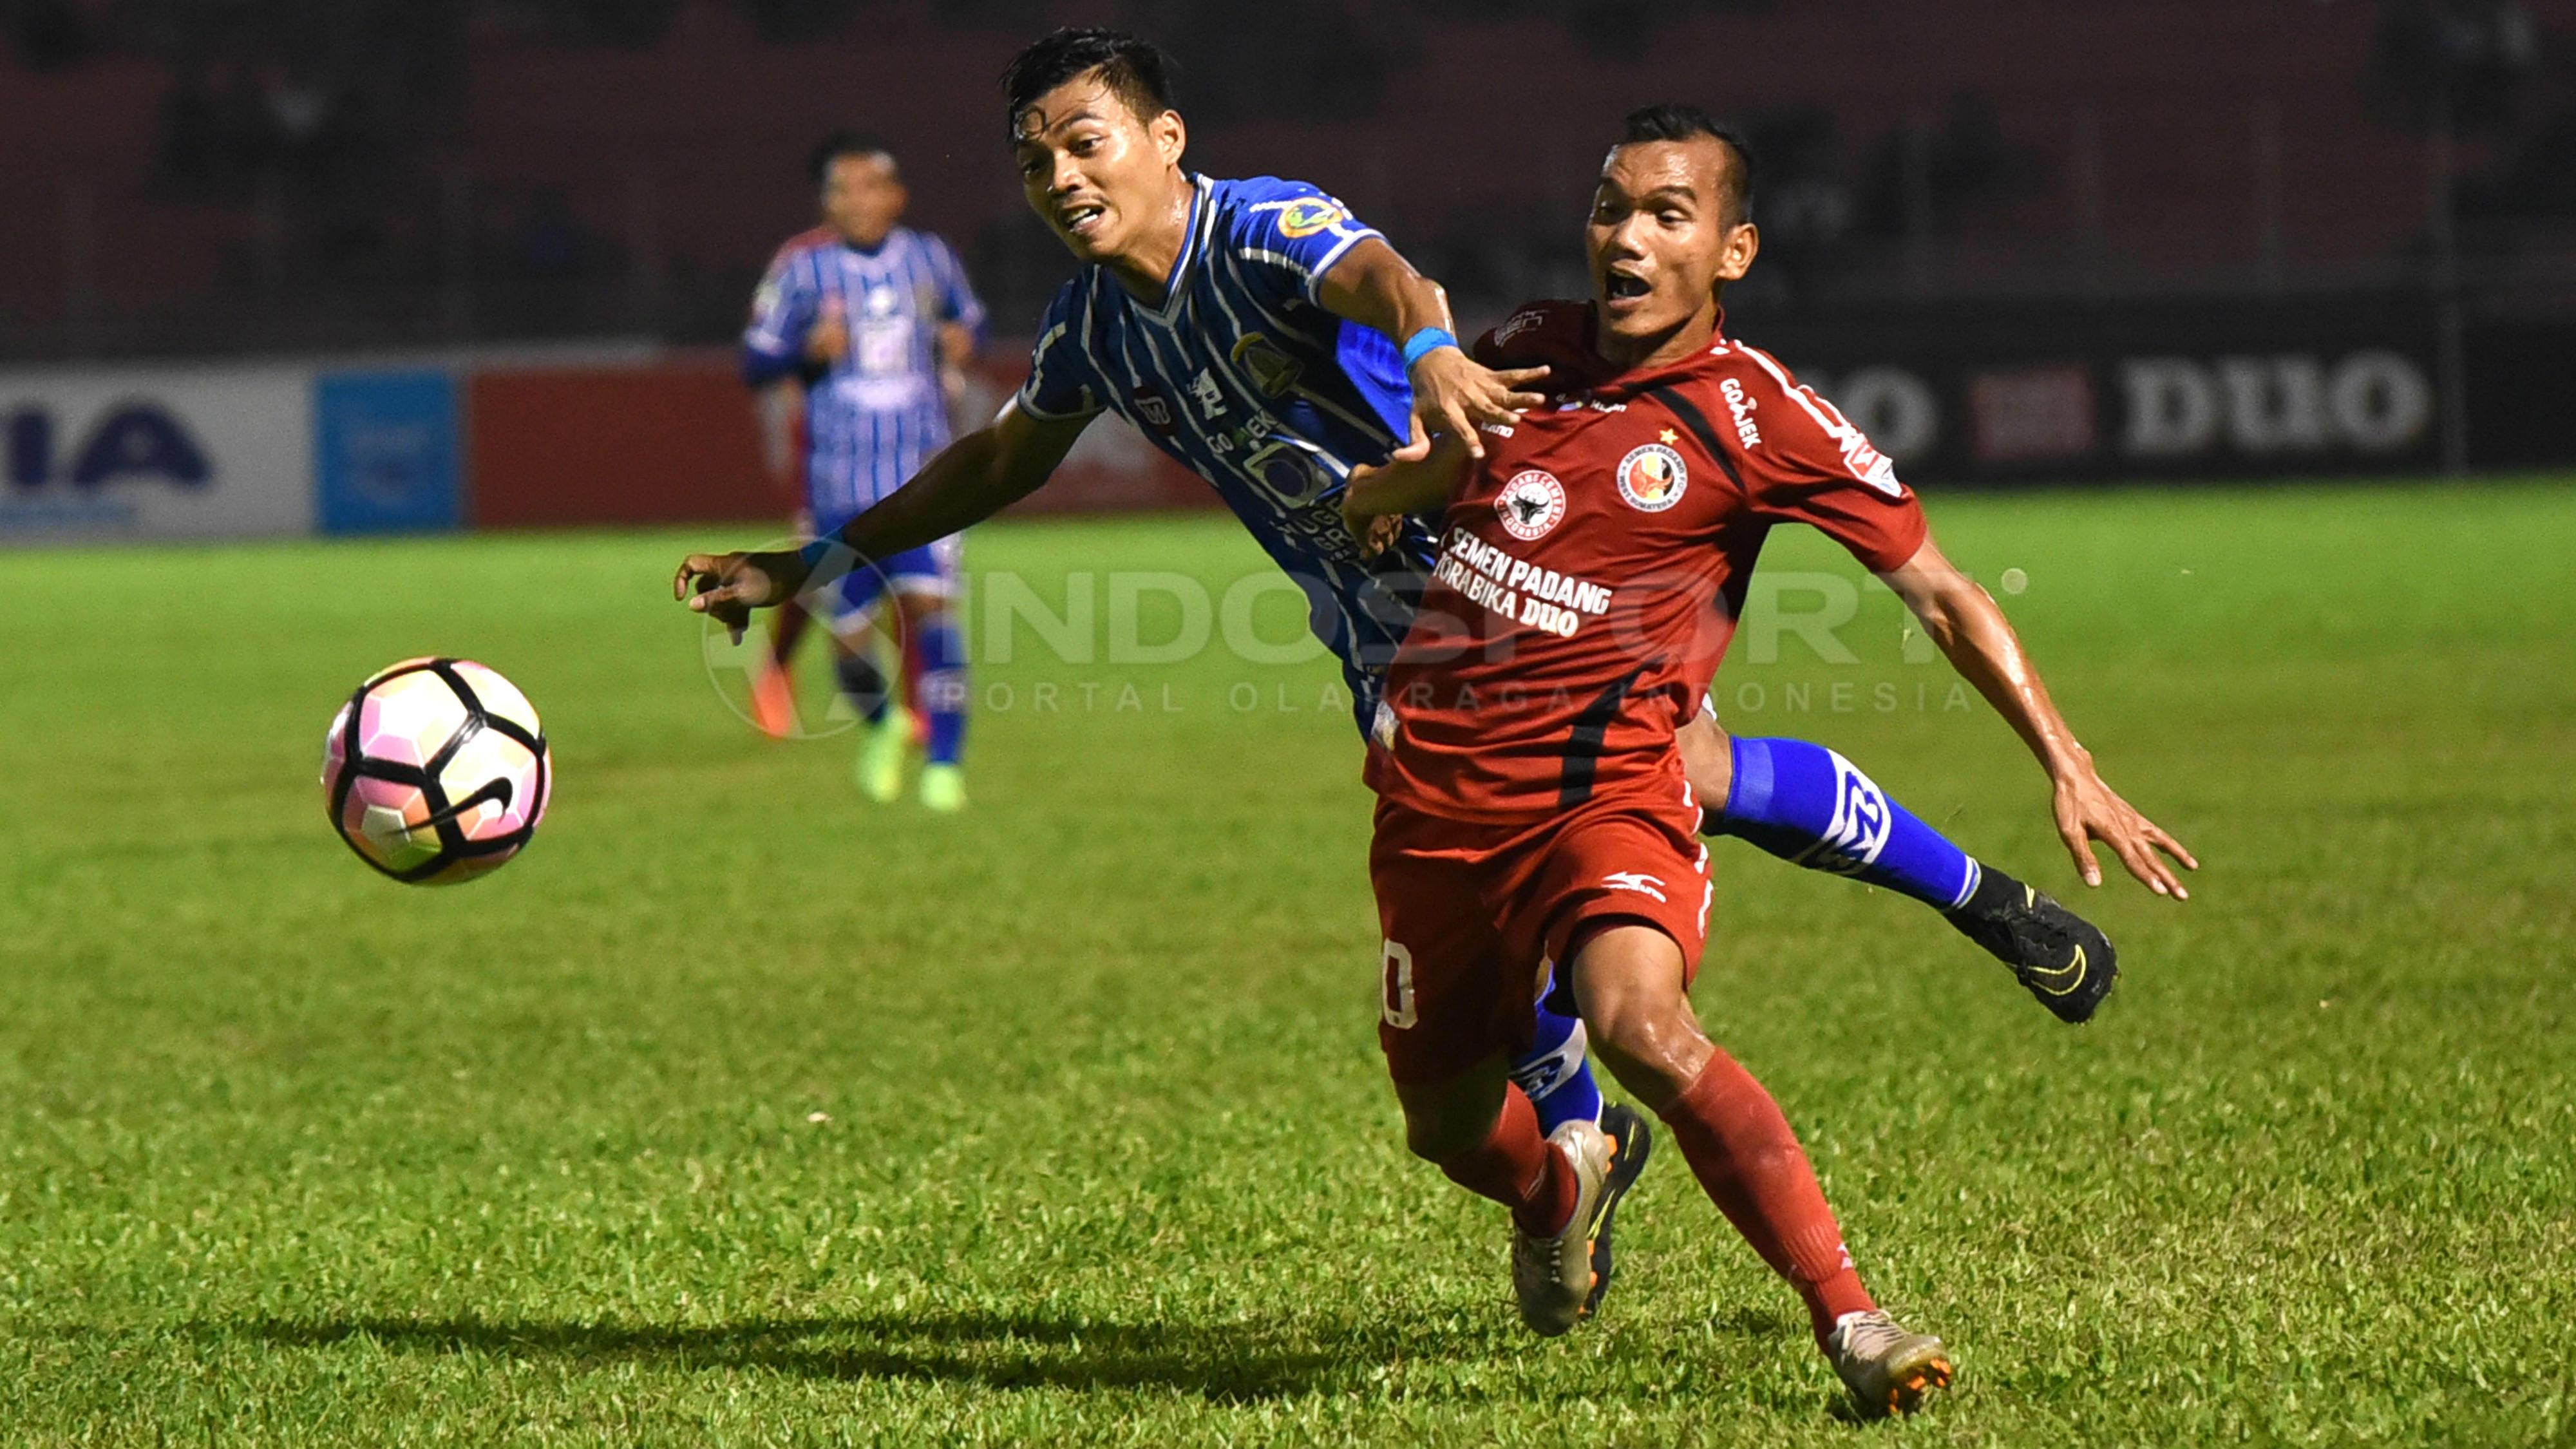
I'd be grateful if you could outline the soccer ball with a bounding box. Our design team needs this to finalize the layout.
[321,658,552,886]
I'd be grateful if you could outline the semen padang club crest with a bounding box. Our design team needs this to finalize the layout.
[1495,468,1567,540]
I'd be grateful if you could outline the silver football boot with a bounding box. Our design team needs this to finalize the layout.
[1510,1117,1611,1336]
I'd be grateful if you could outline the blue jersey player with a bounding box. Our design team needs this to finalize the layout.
[680,28,2178,1318]
[741,131,988,811]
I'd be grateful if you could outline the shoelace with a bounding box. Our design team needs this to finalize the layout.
[1832,1311,1911,1359]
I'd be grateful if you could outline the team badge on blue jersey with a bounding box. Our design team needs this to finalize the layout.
[1232,334,1303,397]
[1275,197,1347,238]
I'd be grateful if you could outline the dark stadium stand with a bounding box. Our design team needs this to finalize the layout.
[6,0,2573,357]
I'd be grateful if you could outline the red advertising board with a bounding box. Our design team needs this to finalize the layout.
[465,348,1213,530]
[467,361,775,528]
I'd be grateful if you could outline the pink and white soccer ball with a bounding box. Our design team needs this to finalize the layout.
[321,658,553,885]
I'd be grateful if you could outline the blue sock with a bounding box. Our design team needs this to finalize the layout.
[1515,1002,1603,1135]
[833,649,890,727]
[1714,735,1981,911]
[914,611,968,766]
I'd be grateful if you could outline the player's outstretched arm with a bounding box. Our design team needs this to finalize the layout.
[674,400,1088,639]
[1880,535,2199,898]
[1340,419,1470,557]
[1314,238,1547,459]
[1342,419,1468,525]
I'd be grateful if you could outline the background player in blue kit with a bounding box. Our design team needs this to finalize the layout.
[680,27,2179,1312]
[742,131,988,810]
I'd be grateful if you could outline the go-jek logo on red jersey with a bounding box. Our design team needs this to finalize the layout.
[1616,442,1687,512]
[1495,469,1566,540]
[1719,377,1763,448]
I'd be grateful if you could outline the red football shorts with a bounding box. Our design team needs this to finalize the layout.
[1368,792,1712,1086]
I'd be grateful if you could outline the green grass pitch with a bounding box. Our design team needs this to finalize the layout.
[2,480,2571,1445]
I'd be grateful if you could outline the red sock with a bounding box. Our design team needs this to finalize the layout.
[1657,1050,1875,1345]
[1437,1084,1578,1238]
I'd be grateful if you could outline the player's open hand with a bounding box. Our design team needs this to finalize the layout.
[1408,348,1546,459]
[673,549,808,644]
[2050,753,2199,898]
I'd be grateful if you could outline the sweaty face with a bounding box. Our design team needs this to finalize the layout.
[822,153,905,248]
[1586,138,1752,354]
[1012,76,1182,265]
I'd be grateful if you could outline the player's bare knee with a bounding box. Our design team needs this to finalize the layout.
[1567,925,1685,1022]
[1569,927,1712,1109]
[1591,1028,1709,1112]
[1677,711,1734,803]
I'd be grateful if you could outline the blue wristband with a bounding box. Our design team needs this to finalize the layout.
[1400,327,1459,370]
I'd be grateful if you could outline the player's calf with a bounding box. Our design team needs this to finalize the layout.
[911,605,969,767]
[1566,922,1942,1396]
[835,647,907,803]
[1396,1056,1514,1165]
[1562,922,1716,1111]
[1392,1061,1620,1336]
[1698,735,1980,912]
[1698,735,2121,1022]
[833,647,892,725]
[902,598,969,811]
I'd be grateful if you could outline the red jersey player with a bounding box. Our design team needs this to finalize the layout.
[1344,105,2187,1417]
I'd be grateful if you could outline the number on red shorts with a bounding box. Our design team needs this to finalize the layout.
[1380,939,1417,1028]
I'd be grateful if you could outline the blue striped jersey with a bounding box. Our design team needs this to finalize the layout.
[744,225,988,530]
[1014,175,1437,731]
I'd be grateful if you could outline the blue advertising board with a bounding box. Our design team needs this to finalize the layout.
[314,371,462,534]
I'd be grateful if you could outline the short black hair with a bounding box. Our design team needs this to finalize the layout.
[808,130,895,187]
[1002,27,1176,140]
[1616,103,1756,225]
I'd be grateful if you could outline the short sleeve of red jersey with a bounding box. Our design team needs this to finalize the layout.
[1722,343,1927,573]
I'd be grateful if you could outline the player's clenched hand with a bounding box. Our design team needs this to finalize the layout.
[1341,418,1433,550]
[673,549,808,644]
[2049,752,2199,898]
[1408,348,1546,459]
[1343,415,1472,547]
[1338,498,1405,560]
[805,299,849,366]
